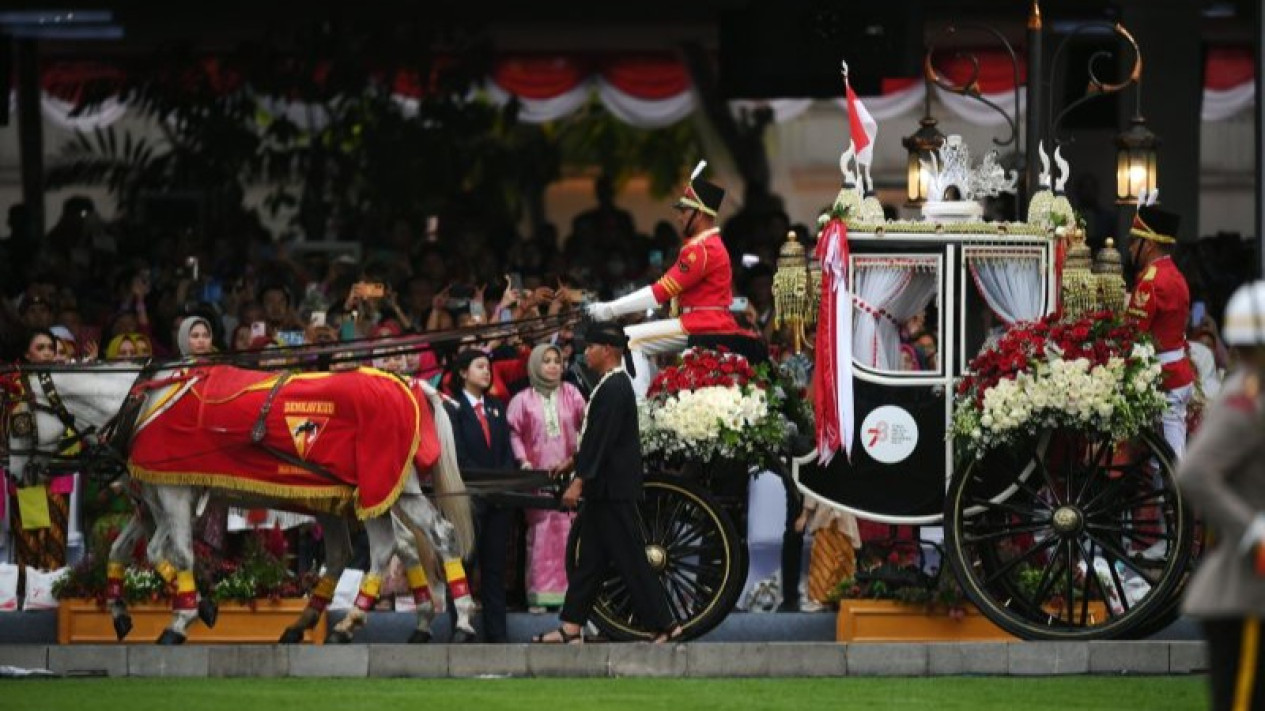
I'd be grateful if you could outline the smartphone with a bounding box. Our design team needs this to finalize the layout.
[310,311,327,328]
[355,282,386,299]
[443,297,470,310]
[508,273,523,292]
[730,296,750,312]
[425,216,439,243]
[250,321,267,339]
[741,254,760,269]
[1190,301,1206,328]
[186,257,200,281]
[648,250,664,268]
[277,330,305,347]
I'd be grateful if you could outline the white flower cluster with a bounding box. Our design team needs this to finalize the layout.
[954,345,1166,458]
[642,385,773,461]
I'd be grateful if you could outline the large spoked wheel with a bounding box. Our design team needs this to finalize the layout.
[944,428,1194,641]
[566,475,747,641]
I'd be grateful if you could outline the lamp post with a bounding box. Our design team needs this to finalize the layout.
[901,84,947,206]
[922,2,1151,217]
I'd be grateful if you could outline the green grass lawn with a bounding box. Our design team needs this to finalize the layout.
[4,677,1205,711]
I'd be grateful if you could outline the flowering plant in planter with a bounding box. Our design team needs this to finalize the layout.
[828,540,968,616]
[52,527,317,607]
[640,347,794,469]
[950,311,1167,459]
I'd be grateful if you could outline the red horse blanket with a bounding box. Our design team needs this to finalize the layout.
[130,366,438,519]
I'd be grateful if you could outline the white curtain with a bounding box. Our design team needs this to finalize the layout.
[851,258,938,370]
[39,94,128,131]
[967,252,1045,325]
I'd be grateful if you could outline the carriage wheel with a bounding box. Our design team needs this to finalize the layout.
[944,429,1194,641]
[566,475,747,641]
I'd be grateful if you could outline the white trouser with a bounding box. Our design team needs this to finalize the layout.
[1162,384,1194,460]
[623,318,690,399]
[625,318,690,356]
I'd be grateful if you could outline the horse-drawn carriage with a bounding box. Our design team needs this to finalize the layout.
[4,210,1195,644]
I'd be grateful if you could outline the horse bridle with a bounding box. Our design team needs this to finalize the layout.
[5,366,153,485]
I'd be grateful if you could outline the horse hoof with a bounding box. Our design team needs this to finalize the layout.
[406,629,433,644]
[450,629,476,644]
[113,615,133,641]
[326,629,354,644]
[278,628,306,644]
[198,599,219,629]
[156,629,186,646]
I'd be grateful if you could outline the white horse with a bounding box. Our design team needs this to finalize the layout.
[6,362,477,644]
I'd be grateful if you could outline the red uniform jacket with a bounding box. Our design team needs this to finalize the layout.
[649,228,740,334]
[1127,256,1194,391]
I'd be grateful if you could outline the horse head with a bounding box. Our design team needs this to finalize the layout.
[6,364,144,486]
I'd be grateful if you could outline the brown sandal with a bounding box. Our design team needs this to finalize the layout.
[532,626,583,644]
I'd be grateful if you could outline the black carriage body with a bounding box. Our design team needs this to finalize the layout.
[797,230,1057,524]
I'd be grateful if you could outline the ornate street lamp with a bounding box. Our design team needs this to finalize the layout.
[1114,111,1160,205]
[901,86,947,206]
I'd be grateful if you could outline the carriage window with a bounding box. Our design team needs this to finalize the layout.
[850,256,940,373]
[962,249,1046,361]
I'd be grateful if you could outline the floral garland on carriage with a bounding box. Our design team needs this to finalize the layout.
[639,347,807,470]
[950,310,1168,459]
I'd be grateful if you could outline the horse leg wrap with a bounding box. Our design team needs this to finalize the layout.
[106,562,126,601]
[444,559,470,600]
[155,561,178,584]
[407,565,432,605]
[308,576,338,613]
[173,570,198,611]
[353,574,382,612]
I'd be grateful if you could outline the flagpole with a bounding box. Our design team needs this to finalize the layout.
[1025,0,1043,212]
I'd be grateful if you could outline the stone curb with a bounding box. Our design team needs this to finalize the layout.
[0,641,1209,678]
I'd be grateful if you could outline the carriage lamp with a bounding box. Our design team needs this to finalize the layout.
[902,89,947,206]
[1114,115,1159,205]
[773,231,815,353]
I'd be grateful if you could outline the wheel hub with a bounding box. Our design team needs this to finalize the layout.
[1051,505,1084,536]
[645,545,668,572]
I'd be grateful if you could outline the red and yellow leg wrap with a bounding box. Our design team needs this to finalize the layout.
[444,559,470,600]
[308,576,337,612]
[106,562,126,600]
[353,573,382,612]
[406,565,432,605]
[173,570,197,610]
[155,561,177,584]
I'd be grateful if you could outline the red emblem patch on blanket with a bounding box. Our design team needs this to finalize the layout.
[129,366,425,519]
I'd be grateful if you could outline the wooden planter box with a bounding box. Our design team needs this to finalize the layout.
[836,599,1016,642]
[57,598,325,645]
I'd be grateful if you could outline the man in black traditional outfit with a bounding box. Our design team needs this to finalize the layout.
[532,322,682,643]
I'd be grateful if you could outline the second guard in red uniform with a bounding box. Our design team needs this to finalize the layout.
[1126,202,1195,458]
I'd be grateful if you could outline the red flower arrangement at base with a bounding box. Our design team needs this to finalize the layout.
[951,311,1167,459]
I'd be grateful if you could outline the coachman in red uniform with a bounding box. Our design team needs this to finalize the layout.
[587,161,743,357]
[1126,203,1195,458]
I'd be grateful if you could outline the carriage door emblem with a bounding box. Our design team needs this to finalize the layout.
[285,416,328,460]
[859,406,919,465]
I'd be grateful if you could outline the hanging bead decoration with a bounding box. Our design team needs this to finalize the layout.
[772,231,814,352]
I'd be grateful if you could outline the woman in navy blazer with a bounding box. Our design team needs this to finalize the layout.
[445,349,515,642]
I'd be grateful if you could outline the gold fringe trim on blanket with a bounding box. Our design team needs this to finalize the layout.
[128,463,363,516]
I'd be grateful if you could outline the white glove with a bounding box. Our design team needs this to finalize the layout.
[606,286,659,318]
[587,301,617,321]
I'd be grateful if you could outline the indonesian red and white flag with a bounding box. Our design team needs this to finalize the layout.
[846,79,878,167]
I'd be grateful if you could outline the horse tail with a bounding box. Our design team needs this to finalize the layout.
[418,379,475,557]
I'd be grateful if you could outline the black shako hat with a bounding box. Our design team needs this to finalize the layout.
[673,160,725,217]
[1131,204,1179,245]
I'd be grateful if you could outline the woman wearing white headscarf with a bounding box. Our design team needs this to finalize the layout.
[507,343,586,610]
[176,316,214,357]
